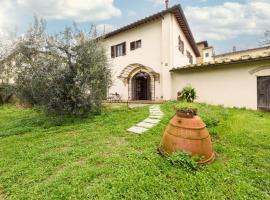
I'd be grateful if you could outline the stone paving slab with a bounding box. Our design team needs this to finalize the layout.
[143,118,160,124]
[150,112,163,115]
[149,115,163,119]
[127,105,163,134]
[137,121,156,129]
[127,126,148,134]
[150,108,160,111]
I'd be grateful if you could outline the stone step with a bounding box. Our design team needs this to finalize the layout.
[137,122,156,129]
[127,126,148,134]
[149,115,163,119]
[143,118,160,124]
[127,105,163,134]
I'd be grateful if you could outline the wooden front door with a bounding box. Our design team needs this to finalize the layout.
[257,76,270,111]
[132,72,151,100]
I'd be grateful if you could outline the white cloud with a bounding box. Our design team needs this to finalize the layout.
[0,0,13,35]
[16,0,121,22]
[148,0,164,5]
[185,0,270,41]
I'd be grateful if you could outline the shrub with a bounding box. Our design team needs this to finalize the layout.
[178,86,197,102]
[2,17,111,117]
[0,83,14,104]
[167,151,200,171]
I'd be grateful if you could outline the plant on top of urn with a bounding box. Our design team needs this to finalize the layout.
[177,107,198,116]
[178,86,197,102]
[167,151,201,171]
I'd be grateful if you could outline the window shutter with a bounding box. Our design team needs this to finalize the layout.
[136,40,141,48]
[181,41,184,54]
[130,42,135,50]
[123,42,126,55]
[178,36,181,52]
[111,46,115,58]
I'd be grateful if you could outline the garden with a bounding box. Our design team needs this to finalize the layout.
[0,102,270,199]
[0,17,269,200]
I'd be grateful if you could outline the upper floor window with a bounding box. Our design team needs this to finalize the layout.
[130,40,142,51]
[111,42,126,58]
[178,35,184,54]
[186,50,193,64]
[205,53,209,58]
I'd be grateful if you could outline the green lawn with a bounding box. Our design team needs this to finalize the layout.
[0,102,269,200]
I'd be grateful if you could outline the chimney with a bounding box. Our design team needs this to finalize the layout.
[165,0,169,10]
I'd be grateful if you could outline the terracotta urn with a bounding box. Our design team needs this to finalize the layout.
[159,109,215,164]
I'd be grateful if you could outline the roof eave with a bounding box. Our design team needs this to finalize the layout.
[102,4,200,57]
[170,56,270,72]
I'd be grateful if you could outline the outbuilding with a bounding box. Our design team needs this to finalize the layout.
[171,55,270,111]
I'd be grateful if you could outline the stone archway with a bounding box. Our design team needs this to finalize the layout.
[132,72,151,100]
[118,64,159,100]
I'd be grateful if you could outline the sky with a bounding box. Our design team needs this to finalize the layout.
[0,0,269,54]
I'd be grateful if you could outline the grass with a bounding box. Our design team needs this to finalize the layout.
[0,102,269,200]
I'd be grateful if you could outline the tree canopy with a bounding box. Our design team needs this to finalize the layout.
[0,17,111,117]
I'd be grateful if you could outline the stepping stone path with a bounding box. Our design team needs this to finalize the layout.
[127,105,163,134]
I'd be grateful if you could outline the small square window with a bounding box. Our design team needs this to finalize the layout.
[130,40,141,51]
[205,53,209,58]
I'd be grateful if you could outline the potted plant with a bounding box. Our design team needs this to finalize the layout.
[176,107,198,118]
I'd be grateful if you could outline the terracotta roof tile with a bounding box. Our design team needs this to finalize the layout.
[171,54,270,72]
[102,4,200,57]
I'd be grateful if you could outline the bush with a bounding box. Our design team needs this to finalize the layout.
[3,18,111,117]
[0,83,14,104]
[178,86,197,102]
[167,151,200,171]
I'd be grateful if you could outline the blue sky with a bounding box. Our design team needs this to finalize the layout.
[0,0,269,54]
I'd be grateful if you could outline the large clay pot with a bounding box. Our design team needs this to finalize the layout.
[159,112,215,164]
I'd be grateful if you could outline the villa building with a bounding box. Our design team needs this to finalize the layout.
[103,4,270,111]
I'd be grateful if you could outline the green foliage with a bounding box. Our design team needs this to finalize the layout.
[167,151,199,171]
[2,17,111,117]
[0,102,270,199]
[175,107,198,116]
[199,105,229,129]
[178,86,197,102]
[0,83,14,104]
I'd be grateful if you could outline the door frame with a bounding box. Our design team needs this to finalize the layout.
[131,72,151,100]
[257,75,270,111]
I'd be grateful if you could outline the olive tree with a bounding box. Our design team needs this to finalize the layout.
[1,17,111,117]
[0,30,17,104]
[261,30,270,46]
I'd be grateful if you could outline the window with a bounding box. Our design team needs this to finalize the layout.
[111,42,126,58]
[178,35,184,54]
[130,40,142,51]
[205,53,209,58]
[186,50,193,64]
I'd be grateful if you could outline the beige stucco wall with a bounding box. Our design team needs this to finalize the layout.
[171,15,196,68]
[104,20,162,100]
[202,47,214,63]
[104,12,197,101]
[171,61,270,109]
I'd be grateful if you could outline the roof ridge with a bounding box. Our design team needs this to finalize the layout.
[215,45,270,57]
[103,4,180,38]
[101,4,200,57]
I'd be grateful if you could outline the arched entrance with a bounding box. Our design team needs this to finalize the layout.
[118,63,160,101]
[132,72,151,100]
